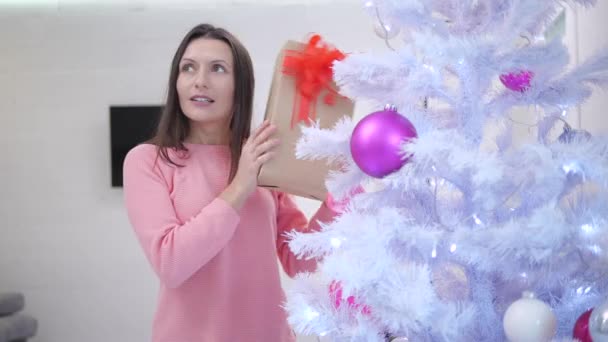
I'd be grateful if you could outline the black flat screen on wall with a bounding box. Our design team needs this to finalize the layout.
[110,105,162,187]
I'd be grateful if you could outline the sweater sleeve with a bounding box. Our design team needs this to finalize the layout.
[123,145,240,289]
[275,191,338,277]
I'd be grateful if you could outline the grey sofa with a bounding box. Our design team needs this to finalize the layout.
[0,293,37,342]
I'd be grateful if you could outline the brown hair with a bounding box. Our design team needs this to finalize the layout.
[150,23,254,182]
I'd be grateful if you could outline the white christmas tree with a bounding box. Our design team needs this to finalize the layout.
[284,0,608,341]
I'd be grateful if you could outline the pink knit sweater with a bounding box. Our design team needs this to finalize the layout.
[123,143,336,342]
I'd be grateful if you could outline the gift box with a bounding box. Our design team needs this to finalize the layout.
[258,36,355,201]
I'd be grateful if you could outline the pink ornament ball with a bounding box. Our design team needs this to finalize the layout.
[500,70,534,92]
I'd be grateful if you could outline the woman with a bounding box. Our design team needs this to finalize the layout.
[123,23,341,341]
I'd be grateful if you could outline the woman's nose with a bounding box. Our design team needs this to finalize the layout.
[194,70,208,89]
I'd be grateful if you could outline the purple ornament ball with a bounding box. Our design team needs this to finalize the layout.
[350,106,417,178]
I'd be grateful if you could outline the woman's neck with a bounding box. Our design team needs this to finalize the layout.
[186,121,231,145]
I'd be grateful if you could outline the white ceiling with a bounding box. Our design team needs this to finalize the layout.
[2,0,356,11]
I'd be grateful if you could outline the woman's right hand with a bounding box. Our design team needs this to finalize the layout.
[220,120,279,210]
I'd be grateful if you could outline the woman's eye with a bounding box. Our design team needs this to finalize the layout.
[181,64,195,72]
[213,64,227,73]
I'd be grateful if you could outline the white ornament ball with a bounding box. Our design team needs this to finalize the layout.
[373,20,400,40]
[590,300,608,342]
[503,291,557,342]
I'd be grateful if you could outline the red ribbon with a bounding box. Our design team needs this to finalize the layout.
[282,34,346,128]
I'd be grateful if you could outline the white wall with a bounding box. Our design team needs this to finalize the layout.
[575,1,608,134]
[0,3,384,342]
[1,2,607,342]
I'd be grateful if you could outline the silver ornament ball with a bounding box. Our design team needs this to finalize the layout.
[558,122,592,144]
[590,300,608,342]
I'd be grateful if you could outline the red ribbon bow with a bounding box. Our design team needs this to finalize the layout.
[282,34,346,128]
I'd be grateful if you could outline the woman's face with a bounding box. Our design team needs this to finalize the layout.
[177,38,235,128]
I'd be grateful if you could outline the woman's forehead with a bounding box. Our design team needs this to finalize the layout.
[182,38,233,64]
